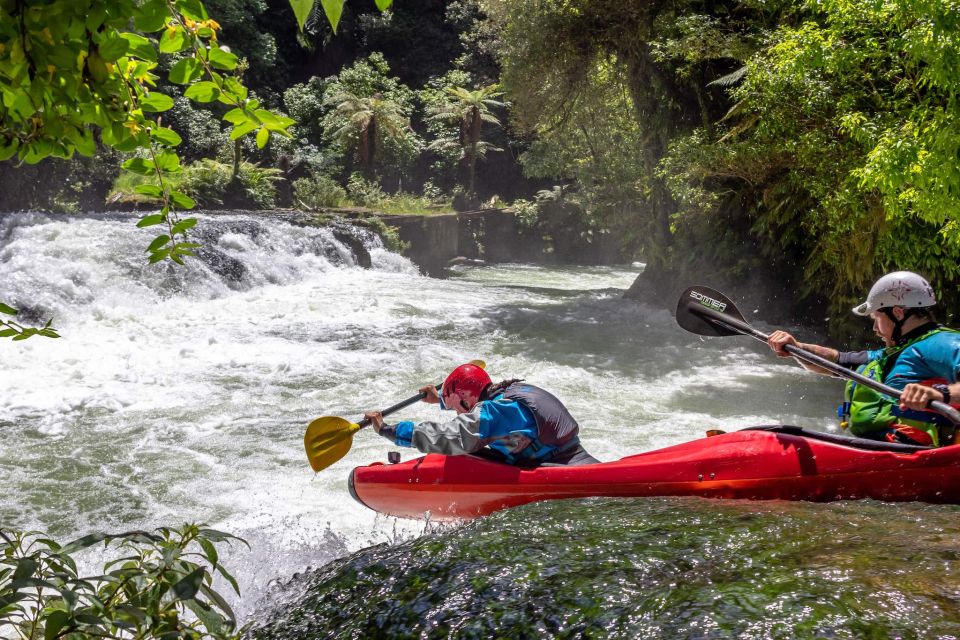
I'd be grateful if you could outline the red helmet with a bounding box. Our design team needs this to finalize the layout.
[442,363,491,412]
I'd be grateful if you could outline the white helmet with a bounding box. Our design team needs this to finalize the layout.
[852,271,937,316]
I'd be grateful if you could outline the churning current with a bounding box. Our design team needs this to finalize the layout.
[1,211,850,620]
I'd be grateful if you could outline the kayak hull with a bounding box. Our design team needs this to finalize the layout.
[348,427,960,520]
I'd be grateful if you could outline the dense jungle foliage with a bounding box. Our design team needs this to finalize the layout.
[3,0,960,337]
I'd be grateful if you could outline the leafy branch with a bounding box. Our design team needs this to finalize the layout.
[0,303,58,341]
[0,524,246,639]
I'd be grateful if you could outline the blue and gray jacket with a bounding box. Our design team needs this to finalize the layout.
[377,382,581,464]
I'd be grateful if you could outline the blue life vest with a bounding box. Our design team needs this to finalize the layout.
[490,383,580,462]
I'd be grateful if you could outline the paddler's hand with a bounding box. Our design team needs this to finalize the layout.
[767,330,798,358]
[419,385,440,404]
[364,411,384,433]
[899,383,943,412]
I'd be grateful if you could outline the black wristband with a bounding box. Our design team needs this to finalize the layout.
[932,383,951,405]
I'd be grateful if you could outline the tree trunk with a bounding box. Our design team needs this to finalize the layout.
[232,139,242,181]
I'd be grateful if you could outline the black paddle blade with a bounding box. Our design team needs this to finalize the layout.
[676,285,747,337]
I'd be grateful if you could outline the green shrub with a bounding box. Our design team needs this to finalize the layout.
[0,524,244,639]
[177,159,234,207]
[346,174,388,208]
[294,175,348,210]
[355,215,410,253]
[236,163,283,209]
[109,160,283,209]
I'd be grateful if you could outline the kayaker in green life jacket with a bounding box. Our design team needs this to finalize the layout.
[363,362,599,466]
[767,271,960,447]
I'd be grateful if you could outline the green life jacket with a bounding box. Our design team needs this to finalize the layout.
[842,327,958,447]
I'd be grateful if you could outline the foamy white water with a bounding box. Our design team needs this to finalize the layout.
[0,212,840,619]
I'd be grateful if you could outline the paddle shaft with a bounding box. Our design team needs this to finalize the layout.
[357,384,441,428]
[693,304,960,425]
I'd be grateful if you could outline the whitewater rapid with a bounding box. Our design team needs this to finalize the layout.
[0,212,840,619]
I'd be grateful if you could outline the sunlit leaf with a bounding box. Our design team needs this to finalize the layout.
[159,26,187,53]
[321,0,346,33]
[208,46,238,71]
[150,127,182,146]
[120,33,158,62]
[289,0,314,31]
[184,81,221,103]
[230,120,258,140]
[140,92,174,112]
[168,58,202,84]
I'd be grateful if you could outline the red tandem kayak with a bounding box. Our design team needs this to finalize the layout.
[348,426,960,520]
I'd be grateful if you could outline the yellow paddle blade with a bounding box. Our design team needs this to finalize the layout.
[304,416,363,472]
[469,359,486,370]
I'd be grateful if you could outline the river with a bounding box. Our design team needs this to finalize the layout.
[1,212,957,637]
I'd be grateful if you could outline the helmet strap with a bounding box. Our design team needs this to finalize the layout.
[883,307,913,343]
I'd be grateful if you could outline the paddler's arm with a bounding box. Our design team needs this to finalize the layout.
[364,407,488,455]
[767,330,842,376]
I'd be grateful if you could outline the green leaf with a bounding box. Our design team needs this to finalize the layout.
[134,184,164,197]
[137,214,165,227]
[168,58,202,84]
[321,0,346,33]
[140,92,174,112]
[184,81,221,103]
[98,36,129,62]
[176,0,209,20]
[374,0,393,9]
[0,303,17,316]
[0,329,18,338]
[60,533,112,555]
[148,235,171,252]
[0,139,19,162]
[222,77,247,101]
[122,157,157,176]
[150,127,182,146]
[256,127,269,149]
[208,47,238,71]
[44,609,70,640]
[120,33,158,62]
[223,108,248,125]
[12,557,36,581]
[159,26,187,54]
[230,120,258,140]
[289,0,314,31]
[134,0,169,32]
[168,190,196,209]
[155,151,181,173]
[171,218,198,235]
[198,538,218,567]
[148,249,171,263]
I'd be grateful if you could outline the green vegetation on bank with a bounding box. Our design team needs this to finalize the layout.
[0,525,245,639]
[10,0,960,335]
[486,0,960,335]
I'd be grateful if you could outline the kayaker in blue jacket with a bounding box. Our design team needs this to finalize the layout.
[363,363,599,465]
[767,271,960,446]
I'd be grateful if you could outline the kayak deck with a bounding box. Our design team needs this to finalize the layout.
[348,426,960,520]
